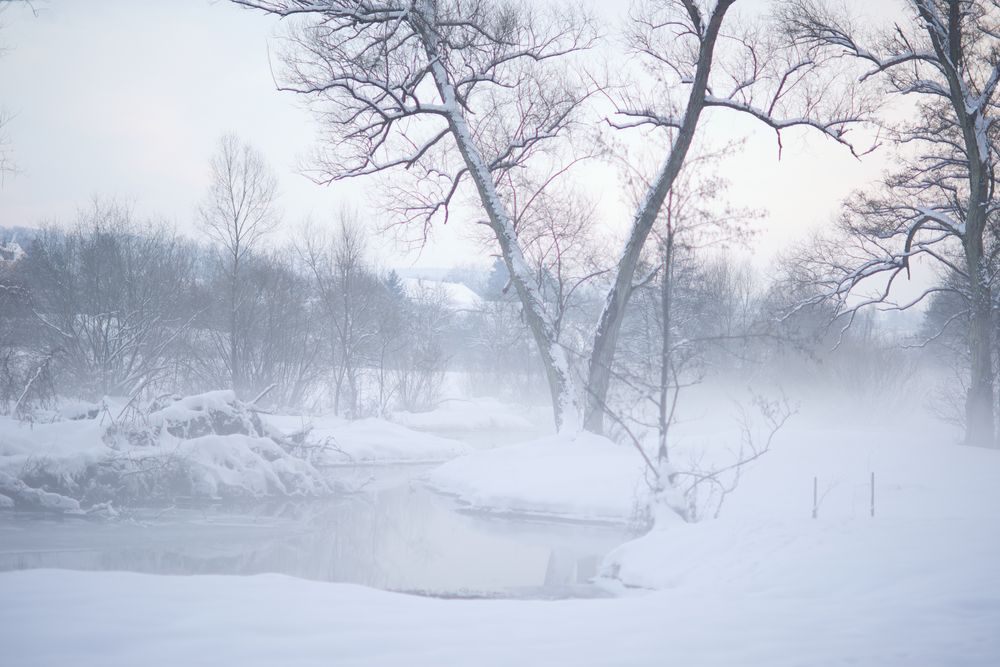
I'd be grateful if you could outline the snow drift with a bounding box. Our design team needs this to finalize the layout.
[0,391,335,511]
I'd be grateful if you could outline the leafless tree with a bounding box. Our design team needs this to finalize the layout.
[232,0,865,434]
[583,0,872,433]
[199,133,280,398]
[15,201,200,401]
[603,154,766,512]
[393,281,452,412]
[231,0,597,431]
[232,250,324,407]
[603,389,794,523]
[782,0,1000,447]
[298,215,382,417]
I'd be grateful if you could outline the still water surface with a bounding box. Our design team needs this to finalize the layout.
[0,466,631,598]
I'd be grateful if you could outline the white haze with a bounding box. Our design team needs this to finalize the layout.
[0,1,997,665]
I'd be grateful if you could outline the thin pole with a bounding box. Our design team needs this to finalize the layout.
[870,471,875,518]
[812,476,818,519]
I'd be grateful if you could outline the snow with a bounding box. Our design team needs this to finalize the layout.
[0,392,476,510]
[146,389,242,428]
[391,397,537,432]
[262,413,470,465]
[424,431,647,522]
[2,553,997,666]
[2,404,999,664]
[0,414,108,463]
[0,393,337,507]
[172,434,329,498]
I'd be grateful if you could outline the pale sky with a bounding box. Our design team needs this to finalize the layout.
[0,0,912,277]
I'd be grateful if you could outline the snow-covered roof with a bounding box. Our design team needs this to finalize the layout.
[402,278,482,311]
[0,241,25,264]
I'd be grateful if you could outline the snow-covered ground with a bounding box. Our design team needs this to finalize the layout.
[391,396,540,432]
[2,546,996,667]
[263,413,469,465]
[425,431,646,522]
[3,396,998,665]
[0,392,473,510]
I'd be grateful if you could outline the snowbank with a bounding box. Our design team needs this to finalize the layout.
[0,392,336,510]
[2,567,996,667]
[603,412,1000,589]
[424,431,648,522]
[262,414,469,465]
[392,397,537,432]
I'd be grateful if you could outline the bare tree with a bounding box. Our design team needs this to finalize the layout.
[393,281,452,412]
[232,249,324,407]
[199,133,280,397]
[582,0,871,433]
[15,201,200,401]
[232,0,864,434]
[298,215,382,417]
[231,0,596,431]
[783,0,1000,447]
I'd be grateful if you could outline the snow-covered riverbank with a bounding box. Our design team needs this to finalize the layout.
[4,399,999,665]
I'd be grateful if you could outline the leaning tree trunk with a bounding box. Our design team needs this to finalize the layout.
[417,14,583,432]
[582,3,733,435]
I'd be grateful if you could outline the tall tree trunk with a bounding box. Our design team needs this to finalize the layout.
[417,12,582,432]
[583,3,733,434]
[656,229,674,464]
[964,228,995,448]
[229,252,241,397]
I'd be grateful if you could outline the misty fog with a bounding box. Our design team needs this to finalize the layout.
[1,0,998,665]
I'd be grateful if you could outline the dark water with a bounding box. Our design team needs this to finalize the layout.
[0,466,631,598]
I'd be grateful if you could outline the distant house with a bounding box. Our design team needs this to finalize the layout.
[0,240,25,266]
[402,278,483,313]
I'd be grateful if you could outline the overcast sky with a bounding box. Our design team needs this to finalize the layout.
[0,0,913,277]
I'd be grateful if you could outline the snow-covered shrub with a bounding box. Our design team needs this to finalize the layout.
[0,470,80,512]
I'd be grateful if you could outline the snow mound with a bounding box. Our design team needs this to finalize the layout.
[0,391,336,511]
[262,414,469,465]
[424,431,648,522]
[392,397,536,432]
[602,412,1000,590]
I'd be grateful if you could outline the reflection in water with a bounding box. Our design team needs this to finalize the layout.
[0,467,631,598]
